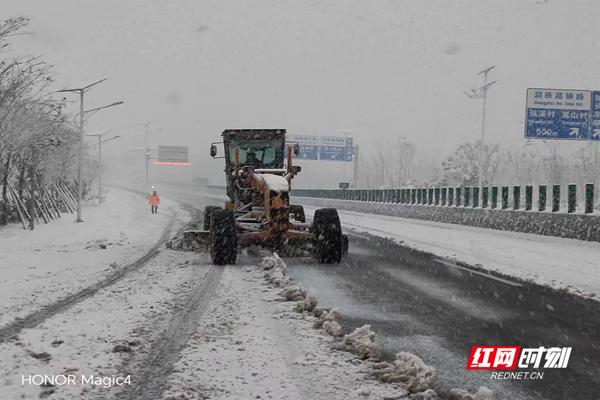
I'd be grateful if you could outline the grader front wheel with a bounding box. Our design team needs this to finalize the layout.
[209,209,238,265]
[203,205,222,230]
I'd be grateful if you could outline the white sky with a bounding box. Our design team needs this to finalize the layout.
[3,0,599,183]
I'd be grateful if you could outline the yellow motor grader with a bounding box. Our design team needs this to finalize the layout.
[205,129,348,265]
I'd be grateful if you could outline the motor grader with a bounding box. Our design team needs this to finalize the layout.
[205,128,347,265]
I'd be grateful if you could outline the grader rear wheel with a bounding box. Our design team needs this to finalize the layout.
[312,208,343,264]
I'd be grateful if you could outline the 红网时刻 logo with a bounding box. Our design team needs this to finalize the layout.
[466,346,571,380]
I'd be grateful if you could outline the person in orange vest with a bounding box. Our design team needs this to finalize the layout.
[149,190,160,214]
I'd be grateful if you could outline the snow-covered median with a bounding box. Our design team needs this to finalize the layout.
[301,205,600,300]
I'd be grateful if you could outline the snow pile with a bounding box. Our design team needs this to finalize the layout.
[369,352,435,393]
[283,284,307,301]
[331,324,381,360]
[260,253,290,286]
[256,253,492,400]
[448,386,494,400]
[410,389,440,400]
[322,320,343,337]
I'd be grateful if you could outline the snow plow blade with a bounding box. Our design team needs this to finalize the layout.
[183,230,210,249]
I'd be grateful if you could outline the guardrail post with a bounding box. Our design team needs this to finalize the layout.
[585,184,594,214]
[473,187,479,208]
[434,188,440,205]
[525,185,533,210]
[491,186,498,209]
[568,184,576,213]
[456,187,462,206]
[441,187,447,206]
[448,187,454,206]
[538,185,546,211]
[513,186,521,210]
[501,186,509,209]
[482,186,489,208]
[464,187,470,207]
[552,184,560,212]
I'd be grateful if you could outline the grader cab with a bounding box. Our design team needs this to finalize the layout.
[205,129,348,265]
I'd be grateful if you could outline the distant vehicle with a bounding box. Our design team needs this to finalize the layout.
[204,129,348,265]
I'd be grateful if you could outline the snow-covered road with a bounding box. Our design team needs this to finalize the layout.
[0,186,436,400]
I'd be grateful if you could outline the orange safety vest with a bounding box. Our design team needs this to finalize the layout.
[149,194,160,206]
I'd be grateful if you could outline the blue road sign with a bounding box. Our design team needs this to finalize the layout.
[291,135,354,161]
[319,136,353,162]
[590,91,600,141]
[298,145,319,160]
[291,135,319,160]
[525,89,591,140]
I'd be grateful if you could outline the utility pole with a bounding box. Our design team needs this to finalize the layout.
[145,122,150,192]
[464,66,497,206]
[138,123,162,193]
[87,131,120,203]
[353,145,360,187]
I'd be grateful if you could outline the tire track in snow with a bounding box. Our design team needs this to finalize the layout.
[122,265,224,400]
[0,211,177,343]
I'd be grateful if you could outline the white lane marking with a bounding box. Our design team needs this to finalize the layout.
[435,259,524,287]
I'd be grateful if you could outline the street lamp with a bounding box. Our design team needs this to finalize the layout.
[87,131,120,203]
[57,78,110,222]
[138,123,162,192]
[464,66,497,206]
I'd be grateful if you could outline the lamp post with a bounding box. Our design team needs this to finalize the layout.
[464,66,497,206]
[87,131,120,203]
[138,123,162,192]
[57,78,107,222]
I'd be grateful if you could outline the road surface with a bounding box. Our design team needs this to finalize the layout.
[160,182,600,400]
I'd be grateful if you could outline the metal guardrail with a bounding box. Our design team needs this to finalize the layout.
[293,184,597,214]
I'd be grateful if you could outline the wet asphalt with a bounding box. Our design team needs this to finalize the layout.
[286,233,600,400]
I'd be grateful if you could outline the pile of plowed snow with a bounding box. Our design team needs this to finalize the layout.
[259,253,495,400]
